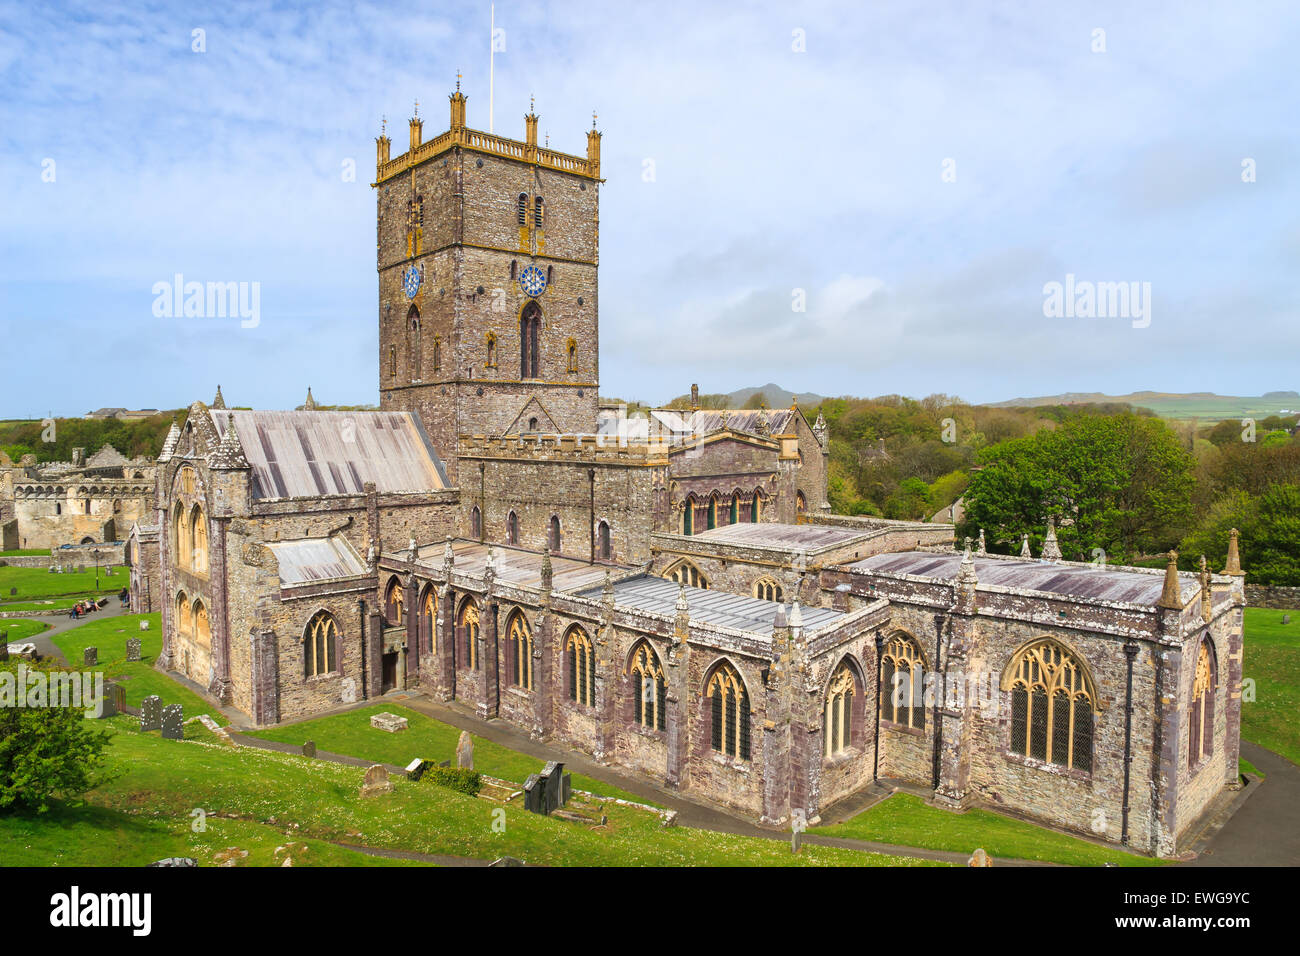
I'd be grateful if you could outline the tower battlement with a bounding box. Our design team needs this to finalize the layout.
[373,88,602,185]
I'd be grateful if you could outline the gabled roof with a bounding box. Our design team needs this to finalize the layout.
[578,574,842,638]
[212,409,448,500]
[848,551,1203,606]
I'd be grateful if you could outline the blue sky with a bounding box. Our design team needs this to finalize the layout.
[0,0,1296,417]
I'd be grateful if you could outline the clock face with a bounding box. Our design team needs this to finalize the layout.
[519,265,546,297]
[403,265,421,298]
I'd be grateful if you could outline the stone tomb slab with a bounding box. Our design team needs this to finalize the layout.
[370,712,408,733]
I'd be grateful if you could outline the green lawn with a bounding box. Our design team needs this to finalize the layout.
[0,565,122,601]
[1239,757,1264,779]
[1241,607,1300,765]
[249,703,649,805]
[0,549,48,557]
[0,719,935,867]
[814,792,1163,866]
[0,619,52,643]
[48,613,227,724]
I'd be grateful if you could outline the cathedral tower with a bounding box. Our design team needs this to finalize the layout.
[373,86,603,484]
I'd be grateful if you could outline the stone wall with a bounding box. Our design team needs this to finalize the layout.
[1244,584,1300,609]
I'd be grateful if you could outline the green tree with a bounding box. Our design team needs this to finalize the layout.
[0,658,114,814]
[1243,484,1300,585]
[961,414,1194,562]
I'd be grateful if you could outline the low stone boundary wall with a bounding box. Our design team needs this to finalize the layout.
[0,555,55,568]
[1245,585,1300,610]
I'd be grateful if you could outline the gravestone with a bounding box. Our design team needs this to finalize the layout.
[138,619,149,631]
[161,704,184,740]
[1284,614,1291,625]
[83,646,97,667]
[370,712,408,733]
[437,759,451,768]
[456,730,474,769]
[339,677,356,704]
[968,848,993,867]
[405,758,429,781]
[489,856,524,867]
[523,774,543,814]
[540,761,565,813]
[126,638,142,661]
[360,764,393,797]
[139,695,162,731]
[95,681,125,718]
[148,858,197,868]
[302,740,316,759]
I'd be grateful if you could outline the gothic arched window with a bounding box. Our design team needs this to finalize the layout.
[597,520,611,561]
[548,515,561,553]
[1006,640,1096,772]
[508,611,534,690]
[458,600,480,671]
[470,505,482,539]
[519,301,542,378]
[304,611,339,678]
[506,511,519,546]
[881,634,926,730]
[534,195,544,228]
[667,561,707,589]
[566,626,596,706]
[419,587,437,656]
[630,641,666,731]
[707,662,750,760]
[1190,640,1216,769]
[753,577,783,602]
[825,662,857,757]
[517,193,528,226]
[384,577,405,627]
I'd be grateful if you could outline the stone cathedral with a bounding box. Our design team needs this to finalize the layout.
[131,89,1245,858]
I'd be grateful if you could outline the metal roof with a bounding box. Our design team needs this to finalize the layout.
[214,410,448,500]
[849,551,1201,605]
[267,536,368,585]
[578,575,843,637]
[692,523,869,550]
[417,541,619,593]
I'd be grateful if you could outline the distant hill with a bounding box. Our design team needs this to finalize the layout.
[663,383,829,409]
[988,391,1300,422]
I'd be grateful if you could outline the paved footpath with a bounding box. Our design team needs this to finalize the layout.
[2,598,131,661]
[1183,741,1300,866]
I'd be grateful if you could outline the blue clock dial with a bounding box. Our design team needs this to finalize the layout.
[519,265,546,297]
[403,265,421,298]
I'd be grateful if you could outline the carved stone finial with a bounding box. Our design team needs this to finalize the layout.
[1157,550,1182,610]
[1225,528,1244,576]
[1020,533,1030,558]
[1041,517,1062,562]
[978,529,987,555]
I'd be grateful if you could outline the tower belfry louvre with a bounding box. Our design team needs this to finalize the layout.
[374,85,604,485]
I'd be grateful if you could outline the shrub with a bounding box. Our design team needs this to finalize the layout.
[424,766,481,796]
[0,658,114,813]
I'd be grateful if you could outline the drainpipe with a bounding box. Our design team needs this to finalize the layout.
[932,616,945,789]
[357,598,368,696]
[873,631,884,782]
[478,463,486,543]
[1121,640,1139,845]
[588,468,596,563]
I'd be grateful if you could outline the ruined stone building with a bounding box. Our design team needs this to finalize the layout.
[133,91,1245,857]
[1,444,155,551]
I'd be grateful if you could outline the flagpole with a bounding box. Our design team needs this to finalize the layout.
[489,3,495,133]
